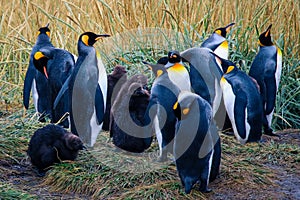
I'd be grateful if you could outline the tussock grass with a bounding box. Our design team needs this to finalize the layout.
[0,0,299,129]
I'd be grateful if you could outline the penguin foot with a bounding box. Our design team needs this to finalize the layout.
[264,130,281,138]
[157,156,168,163]
[199,186,212,193]
[222,131,234,136]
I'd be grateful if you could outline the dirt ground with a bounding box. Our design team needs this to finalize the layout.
[1,130,299,200]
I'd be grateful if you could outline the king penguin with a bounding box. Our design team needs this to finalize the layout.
[54,32,110,147]
[173,91,214,194]
[33,47,75,128]
[143,61,180,162]
[212,52,263,144]
[201,22,235,59]
[164,50,191,92]
[23,23,54,122]
[201,22,235,134]
[249,24,282,136]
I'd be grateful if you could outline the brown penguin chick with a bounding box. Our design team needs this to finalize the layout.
[102,65,127,131]
[110,74,152,153]
[27,124,85,176]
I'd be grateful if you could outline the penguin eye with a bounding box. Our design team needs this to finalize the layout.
[82,35,89,46]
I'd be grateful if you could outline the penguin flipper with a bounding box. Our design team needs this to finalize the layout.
[234,90,248,140]
[264,62,277,115]
[53,76,70,109]
[95,84,105,125]
[23,62,36,109]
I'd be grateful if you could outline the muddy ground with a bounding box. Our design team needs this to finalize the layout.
[1,130,299,200]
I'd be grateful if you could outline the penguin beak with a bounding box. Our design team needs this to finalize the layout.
[95,34,111,41]
[225,22,235,33]
[45,22,50,28]
[264,24,272,37]
[43,66,49,79]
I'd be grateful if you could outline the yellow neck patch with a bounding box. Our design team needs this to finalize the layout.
[277,47,282,56]
[220,76,227,83]
[226,65,235,73]
[157,69,163,77]
[82,35,89,46]
[169,63,185,72]
[34,52,45,60]
[46,31,50,37]
[258,40,264,46]
[220,40,228,49]
[173,101,178,110]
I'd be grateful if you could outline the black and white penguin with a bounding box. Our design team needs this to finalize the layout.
[27,124,85,176]
[201,22,235,59]
[54,32,110,147]
[213,53,263,144]
[164,50,191,92]
[23,24,54,122]
[249,24,282,136]
[110,74,152,153]
[143,61,181,162]
[102,65,127,131]
[173,91,214,194]
[32,47,75,127]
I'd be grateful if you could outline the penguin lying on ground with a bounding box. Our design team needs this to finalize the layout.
[212,52,263,144]
[54,32,110,147]
[23,24,53,122]
[27,124,85,176]
[143,61,180,162]
[173,91,214,194]
[33,47,75,128]
[110,74,152,153]
[102,65,127,131]
[249,24,282,137]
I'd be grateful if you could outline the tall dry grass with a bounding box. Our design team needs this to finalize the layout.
[0,0,299,128]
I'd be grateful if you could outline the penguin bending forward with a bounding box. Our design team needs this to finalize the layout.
[33,47,75,128]
[173,91,215,194]
[213,53,263,144]
[249,24,282,136]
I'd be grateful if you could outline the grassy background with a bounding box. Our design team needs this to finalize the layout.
[0,0,299,129]
[0,1,299,198]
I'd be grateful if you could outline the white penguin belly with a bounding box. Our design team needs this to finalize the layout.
[221,79,248,144]
[32,79,39,113]
[90,108,102,147]
[168,69,191,91]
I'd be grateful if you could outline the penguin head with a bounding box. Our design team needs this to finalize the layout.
[173,91,198,120]
[79,32,110,47]
[214,22,235,38]
[33,51,49,79]
[37,23,50,37]
[142,61,167,78]
[210,52,236,74]
[112,65,127,79]
[258,24,273,46]
[168,50,182,64]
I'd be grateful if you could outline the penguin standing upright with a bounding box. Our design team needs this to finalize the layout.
[249,24,282,136]
[33,47,75,127]
[212,53,263,144]
[23,24,54,121]
[164,50,191,92]
[54,32,110,147]
[201,22,235,59]
[173,91,214,194]
[143,61,180,162]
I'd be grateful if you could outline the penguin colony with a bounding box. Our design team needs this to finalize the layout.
[24,23,282,194]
